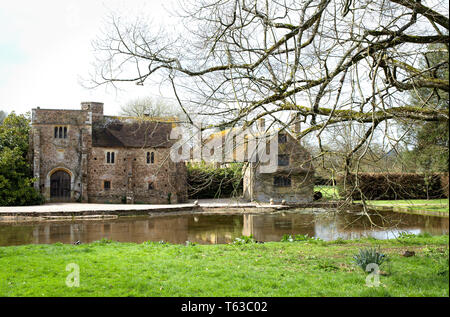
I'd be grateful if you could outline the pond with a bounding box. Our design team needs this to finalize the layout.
[0,209,448,246]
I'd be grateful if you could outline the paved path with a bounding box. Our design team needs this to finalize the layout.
[0,199,284,217]
[0,199,264,212]
[0,202,191,213]
[0,199,345,218]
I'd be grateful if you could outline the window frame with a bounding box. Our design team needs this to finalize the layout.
[147,151,155,164]
[273,175,292,187]
[103,180,111,190]
[106,151,116,164]
[278,154,290,166]
[53,126,68,139]
[278,133,287,144]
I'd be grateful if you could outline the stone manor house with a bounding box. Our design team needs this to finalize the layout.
[203,115,315,203]
[242,118,315,203]
[30,102,187,204]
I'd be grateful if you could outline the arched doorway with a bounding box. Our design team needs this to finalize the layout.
[50,170,71,200]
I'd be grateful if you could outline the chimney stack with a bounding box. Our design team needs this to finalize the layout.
[290,112,301,134]
[258,118,265,132]
[81,102,104,114]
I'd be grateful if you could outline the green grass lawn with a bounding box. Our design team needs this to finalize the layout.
[0,235,448,297]
[315,186,449,213]
[363,199,449,213]
[315,185,341,200]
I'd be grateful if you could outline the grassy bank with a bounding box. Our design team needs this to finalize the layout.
[364,199,449,213]
[315,185,341,200]
[315,186,449,213]
[0,235,448,297]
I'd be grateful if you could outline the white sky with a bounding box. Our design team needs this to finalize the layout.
[0,0,177,116]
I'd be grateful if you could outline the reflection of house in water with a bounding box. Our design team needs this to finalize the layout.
[1,211,448,246]
[0,225,34,246]
[187,215,243,244]
[242,212,450,242]
[98,217,190,244]
[314,211,450,240]
[242,214,316,242]
[24,215,245,245]
[28,217,190,245]
[313,215,340,241]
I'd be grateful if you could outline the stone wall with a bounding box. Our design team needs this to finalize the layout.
[31,103,188,204]
[31,108,91,202]
[243,131,315,203]
[87,147,187,204]
[253,172,314,203]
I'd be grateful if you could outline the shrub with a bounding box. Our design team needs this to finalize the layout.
[232,235,256,245]
[423,247,449,276]
[333,238,347,244]
[397,232,417,239]
[0,147,45,206]
[338,173,448,200]
[0,112,44,206]
[441,173,449,198]
[281,234,323,243]
[353,247,387,272]
[187,162,243,199]
[314,176,337,186]
[93,238,113,244]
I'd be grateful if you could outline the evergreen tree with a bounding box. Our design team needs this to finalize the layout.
[402,44,449,172]
[0,112,44,205]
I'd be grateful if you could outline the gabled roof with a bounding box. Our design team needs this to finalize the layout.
[204,125,298,145]
[92,117,175,148]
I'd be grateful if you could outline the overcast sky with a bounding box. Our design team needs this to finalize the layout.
[0,0,177,116]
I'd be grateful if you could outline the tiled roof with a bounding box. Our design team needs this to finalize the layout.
[92,117,175,148]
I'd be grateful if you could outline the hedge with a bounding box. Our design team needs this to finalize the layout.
[441,173,449,198]
[314,176,337,186]
[187,163,243,199]
[338,173,449,200]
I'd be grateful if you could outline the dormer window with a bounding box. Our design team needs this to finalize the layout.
[278,133,287,144]
[106,151,115,164]
[54,126,67,139]
[278,154,290,166]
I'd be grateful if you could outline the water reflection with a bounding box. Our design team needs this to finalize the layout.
[0,210,448,246]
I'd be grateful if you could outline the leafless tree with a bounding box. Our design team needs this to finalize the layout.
[120,96,185,119]
[91,0,449,213]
